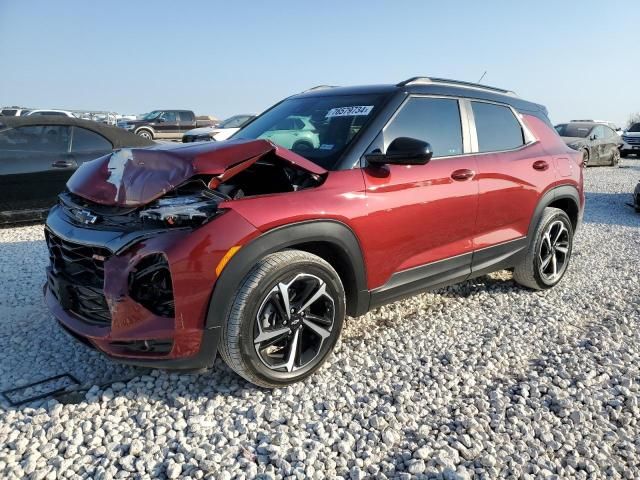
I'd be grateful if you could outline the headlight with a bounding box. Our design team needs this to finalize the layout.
[139,192,223,227]
[568,143,581,150]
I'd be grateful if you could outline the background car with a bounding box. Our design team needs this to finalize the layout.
[555,121,621,166]
[27,109,77,118]
[182,114,256,142]
[0,116,154,225]
[620,122,640,158]
[117,109,215,140]
[257,115,320,152]
[1,107,31,116]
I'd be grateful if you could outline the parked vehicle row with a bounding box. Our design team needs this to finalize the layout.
[0,116,154,224]
[42,77,584,387]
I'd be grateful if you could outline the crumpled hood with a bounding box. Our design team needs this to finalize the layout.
[66,139,326,207]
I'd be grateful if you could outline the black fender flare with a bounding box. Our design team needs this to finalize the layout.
[204,220,369,329]
[527,185,581,239]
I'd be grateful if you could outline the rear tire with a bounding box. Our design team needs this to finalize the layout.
[513,207,574,290]
[219,250,345,388]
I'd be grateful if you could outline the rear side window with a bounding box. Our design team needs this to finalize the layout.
[0,125,71,152]
[71,127,112,152]
[384,97,463,157]
[472,102,524,152]
[179,111,194,122]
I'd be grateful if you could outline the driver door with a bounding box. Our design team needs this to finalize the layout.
[359,96,479,295]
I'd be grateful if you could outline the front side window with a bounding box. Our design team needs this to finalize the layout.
[71,127,112,152]
[160,111,178,122]
[383,97,463,158]
[0,125,71,152]
[234,93,387,169]
[472,102,524,152]
[591,126,605,139]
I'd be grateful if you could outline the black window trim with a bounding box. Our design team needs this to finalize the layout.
[378,94,472,161]
[465,98,537,155]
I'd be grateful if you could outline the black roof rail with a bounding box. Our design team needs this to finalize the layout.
[302,85,338,93]
[396,76,517,97]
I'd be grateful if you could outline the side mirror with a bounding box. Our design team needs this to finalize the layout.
[589,134,596,141]
[157,117,166,123]
[365,137,433,166]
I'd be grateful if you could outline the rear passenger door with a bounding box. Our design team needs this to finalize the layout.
[178,111,195,132]
[361,96,479,293]
[470,100,555,269]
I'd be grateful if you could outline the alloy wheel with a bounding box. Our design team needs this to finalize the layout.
[538,220,570,283]
[253,273,335,373]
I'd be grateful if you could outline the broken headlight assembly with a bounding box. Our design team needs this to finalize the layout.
[139,190,225,228]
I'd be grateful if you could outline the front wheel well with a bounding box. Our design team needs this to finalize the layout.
[289,241,359,317]
[547,197,579,230]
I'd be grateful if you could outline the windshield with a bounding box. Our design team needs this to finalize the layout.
[233,93,387,169]
[141,110,161,121]
[556,124,592,138]
[219,115,252,128]
[628,123,640,133]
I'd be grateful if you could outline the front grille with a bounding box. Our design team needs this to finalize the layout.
[622,136,640,145]
[46,231,112,326]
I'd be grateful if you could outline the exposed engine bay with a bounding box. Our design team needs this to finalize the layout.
[60,154,324,231]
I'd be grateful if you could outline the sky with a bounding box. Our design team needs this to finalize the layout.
[1,0,638,125]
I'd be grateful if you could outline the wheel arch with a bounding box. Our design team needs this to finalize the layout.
[135,126,154,138]
[205,220,369,330]
[529,185,581,237]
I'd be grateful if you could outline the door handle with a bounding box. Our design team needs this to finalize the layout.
[451,169,475,181]
[532,160,549,171]
[51,160,74,168]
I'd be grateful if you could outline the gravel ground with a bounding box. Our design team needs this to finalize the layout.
[0,161,639,479]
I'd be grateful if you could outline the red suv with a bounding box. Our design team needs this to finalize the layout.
[44,77,584,387]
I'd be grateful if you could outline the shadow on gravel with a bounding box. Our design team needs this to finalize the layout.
[583,192,639,228]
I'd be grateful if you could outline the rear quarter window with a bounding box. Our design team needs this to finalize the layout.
[71,127,112,152]
[472,102,524,152]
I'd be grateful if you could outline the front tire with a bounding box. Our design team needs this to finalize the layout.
[136,129,153,140]
[582,149,590,167]
[513,207,574,290]
[219,250,346,388]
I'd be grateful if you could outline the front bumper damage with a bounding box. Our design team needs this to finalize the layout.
[44,205,257,369]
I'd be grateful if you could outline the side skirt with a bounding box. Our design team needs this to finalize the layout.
[368,237,528,310]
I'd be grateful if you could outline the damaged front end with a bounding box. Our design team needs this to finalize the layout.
[44,139,326,367]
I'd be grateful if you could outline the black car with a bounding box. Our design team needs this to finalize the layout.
[0,116,154,225]
[555,122,621,166]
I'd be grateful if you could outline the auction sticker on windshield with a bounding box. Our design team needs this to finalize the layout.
[326,106,374,117]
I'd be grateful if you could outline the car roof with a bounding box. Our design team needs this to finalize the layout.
[0,116,155,148]
[291,77,546,116]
